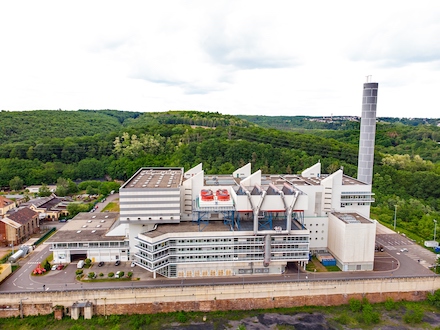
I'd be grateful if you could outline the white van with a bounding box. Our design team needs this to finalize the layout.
[77,260,85,269]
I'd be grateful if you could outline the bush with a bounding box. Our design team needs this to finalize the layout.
[119,271,125,277]
[99,272,104,277]
[177,311,188,323]
[75,269,83,275]
[108,272,114,278]
[384,297,396,311]
[127,271,133,278]
[88,272,95,279]
[129,314,151,328]
[332,312,351,325]
[427,289,440,308]
[362,303,380,325]
[403,305,424,324]
[42,260,51,272]
[349,298,362,313]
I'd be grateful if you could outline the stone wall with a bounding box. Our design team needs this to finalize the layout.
[1,276,439,318]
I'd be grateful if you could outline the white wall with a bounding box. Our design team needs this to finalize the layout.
[327,213,376,270]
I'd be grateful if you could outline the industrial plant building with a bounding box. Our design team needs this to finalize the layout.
[47,80,379,278]
[117,160,376,278]
[47,212,127,264]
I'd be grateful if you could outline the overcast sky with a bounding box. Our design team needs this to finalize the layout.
[1,1,439,118]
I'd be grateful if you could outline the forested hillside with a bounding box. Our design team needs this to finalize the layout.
[0,110,439,241]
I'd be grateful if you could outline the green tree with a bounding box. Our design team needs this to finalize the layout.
[38,183,52,197]
[67,203,90,217]
[9,176,24,191]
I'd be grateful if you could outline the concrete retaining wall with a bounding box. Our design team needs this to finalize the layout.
[1,276,439,318]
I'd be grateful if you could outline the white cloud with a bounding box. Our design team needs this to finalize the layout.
[1,0,439,118]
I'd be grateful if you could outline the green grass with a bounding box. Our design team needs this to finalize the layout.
[0,251,12,264]
[325,265,341,272]
[102,201,119,212]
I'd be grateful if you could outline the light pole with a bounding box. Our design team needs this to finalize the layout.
[20,298,28,318]
[434,219,437,242]
[393,205,397,231]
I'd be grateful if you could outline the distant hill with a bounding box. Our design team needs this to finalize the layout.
[0,109,141,144]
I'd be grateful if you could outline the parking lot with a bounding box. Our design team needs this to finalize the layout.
[83,261,153,281]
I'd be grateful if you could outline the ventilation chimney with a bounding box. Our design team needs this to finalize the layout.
[357,78,378,185]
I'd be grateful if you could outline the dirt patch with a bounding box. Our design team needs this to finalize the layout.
[230,313,333,330]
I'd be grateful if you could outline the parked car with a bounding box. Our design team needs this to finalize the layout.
[98,261,104,267]
[400,248,408,252]
[115,270,121,278]
[130,262,136,268]
[51,264,57,271]
[115,260,120,266]
[56,264,64,270]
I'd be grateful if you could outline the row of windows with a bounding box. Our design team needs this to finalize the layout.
[53,241,128,249]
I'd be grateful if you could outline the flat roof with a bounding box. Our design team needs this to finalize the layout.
[332,212,372,224]
[141,218,306,239]
[121,168,184,189]
[46,212,125,242]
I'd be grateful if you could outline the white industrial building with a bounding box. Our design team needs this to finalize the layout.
[47,212,129,264]
[117,161,376,278]
[46,81,379,278]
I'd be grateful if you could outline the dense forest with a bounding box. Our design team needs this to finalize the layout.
[0,110,439,241]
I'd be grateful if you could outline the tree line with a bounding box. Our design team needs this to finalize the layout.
[0,110,439,240]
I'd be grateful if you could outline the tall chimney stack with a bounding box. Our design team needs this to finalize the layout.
[357,78,378,185]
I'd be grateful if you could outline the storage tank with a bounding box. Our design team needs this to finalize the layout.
[8,249,25,263]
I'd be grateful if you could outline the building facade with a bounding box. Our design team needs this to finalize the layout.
[118,161,375,278]
[47,212,128,264]
[0,207,39,246]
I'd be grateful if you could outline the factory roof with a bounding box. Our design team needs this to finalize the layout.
[121,167,184,189]
[332,212,373,224]
[46,212,125,242]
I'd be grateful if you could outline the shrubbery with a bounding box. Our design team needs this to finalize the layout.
[427,289,440,308]
[403,304,424,324]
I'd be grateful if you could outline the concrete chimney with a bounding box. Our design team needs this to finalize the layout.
[357,81,378,185]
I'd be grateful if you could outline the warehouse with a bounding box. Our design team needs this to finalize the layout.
[47,212,128,264]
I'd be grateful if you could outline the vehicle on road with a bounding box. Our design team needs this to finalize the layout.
[400,248,408,252]
[98,261,104,267]
[115,260,120,266]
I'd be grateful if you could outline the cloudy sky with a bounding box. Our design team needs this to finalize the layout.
[1,1,439,118]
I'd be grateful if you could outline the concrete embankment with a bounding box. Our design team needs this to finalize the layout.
[1,276,439,318]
